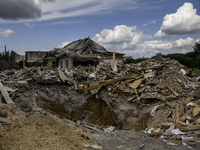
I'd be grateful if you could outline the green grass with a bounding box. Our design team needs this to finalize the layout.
[191,68,200,75]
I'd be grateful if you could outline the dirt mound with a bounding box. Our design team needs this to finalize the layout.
[0,108,89,150]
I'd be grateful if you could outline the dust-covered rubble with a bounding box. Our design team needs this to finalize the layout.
[0,57,200,149]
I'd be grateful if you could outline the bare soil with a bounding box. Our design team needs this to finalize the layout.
[0,104,89,150]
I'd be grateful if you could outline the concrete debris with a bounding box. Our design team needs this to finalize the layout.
[165,140,178,146]
[171,129,185,135]
[84,124,102,132]
[139,144,145,149]
[0,117,12,124]
[104,126,115,134]
[150,103,165,116]
[181,135,195,142]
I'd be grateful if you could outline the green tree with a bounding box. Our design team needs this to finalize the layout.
[125,56,146,64]
[195,55,200,68]
[125,56,135,64]
[185,51,196,59]
[193,41,200,54]
[0,49,17,71]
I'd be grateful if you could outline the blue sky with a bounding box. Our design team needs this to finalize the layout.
[0,0,200,58]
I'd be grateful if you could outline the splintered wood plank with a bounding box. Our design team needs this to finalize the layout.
[180,125,200,131]
[167,86,179,97]
[127,96,136,102]
[177,78,182,84]
[193,107,200,117]
[112,51,115,70]
[129,78,144,89]
[83,73,136,92]
[0,81,14,104]
[58,68,70,83]
[134,88,139,99]
[187,90,195,103]
[129,64,165,72]
[180,109,193,121]
[179,103,185,118]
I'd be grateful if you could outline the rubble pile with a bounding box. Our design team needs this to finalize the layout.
[0,57,200,148]
[0,66,60,84]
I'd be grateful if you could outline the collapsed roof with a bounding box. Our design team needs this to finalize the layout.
[63,37,108,54]
[49,38,125,57]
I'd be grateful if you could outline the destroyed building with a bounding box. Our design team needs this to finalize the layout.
[25,51,48,67]
[43,38,125,69]
[11,50,22,63]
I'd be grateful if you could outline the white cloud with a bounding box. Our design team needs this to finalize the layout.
[58,41,71,48]
[38,0,137,21]
[91,25,200,57]
[132,37,199,57]
[143,20,156,27]
[0,29,15,37]
[92,25,143,52]
[25,23,36,28]
[155,3,200,37]
[93,25,137,43]
[173,37,194,48]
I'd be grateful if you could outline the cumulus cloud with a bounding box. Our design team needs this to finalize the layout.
[155,3,200,37]
[0,29,15,37]
[0,0,41,20]
[92,25,143,52]
[130,37,198,57]
[90,25,199,57]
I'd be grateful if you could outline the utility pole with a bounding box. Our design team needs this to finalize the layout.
[4,45,6,52]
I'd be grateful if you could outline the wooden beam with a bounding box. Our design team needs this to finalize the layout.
[0,80,14,104]
[129,64,164,72]
[83,73,136,92]
[100,67,118,75]
[187,90,195,103]
[167,86,179,97]
[112,51,115,70]
[45,63,54,69]
[180,124,200,131]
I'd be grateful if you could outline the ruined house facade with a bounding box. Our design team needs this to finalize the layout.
[25,51,48,66]
[44,38,125,69]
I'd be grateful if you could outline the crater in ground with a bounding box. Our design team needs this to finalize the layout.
[36,94,118,127]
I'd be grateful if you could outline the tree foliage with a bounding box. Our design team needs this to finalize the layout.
[0,49,18,71]
[193,41,200,54]
[125,56,146,64]
[125,42,200,70]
